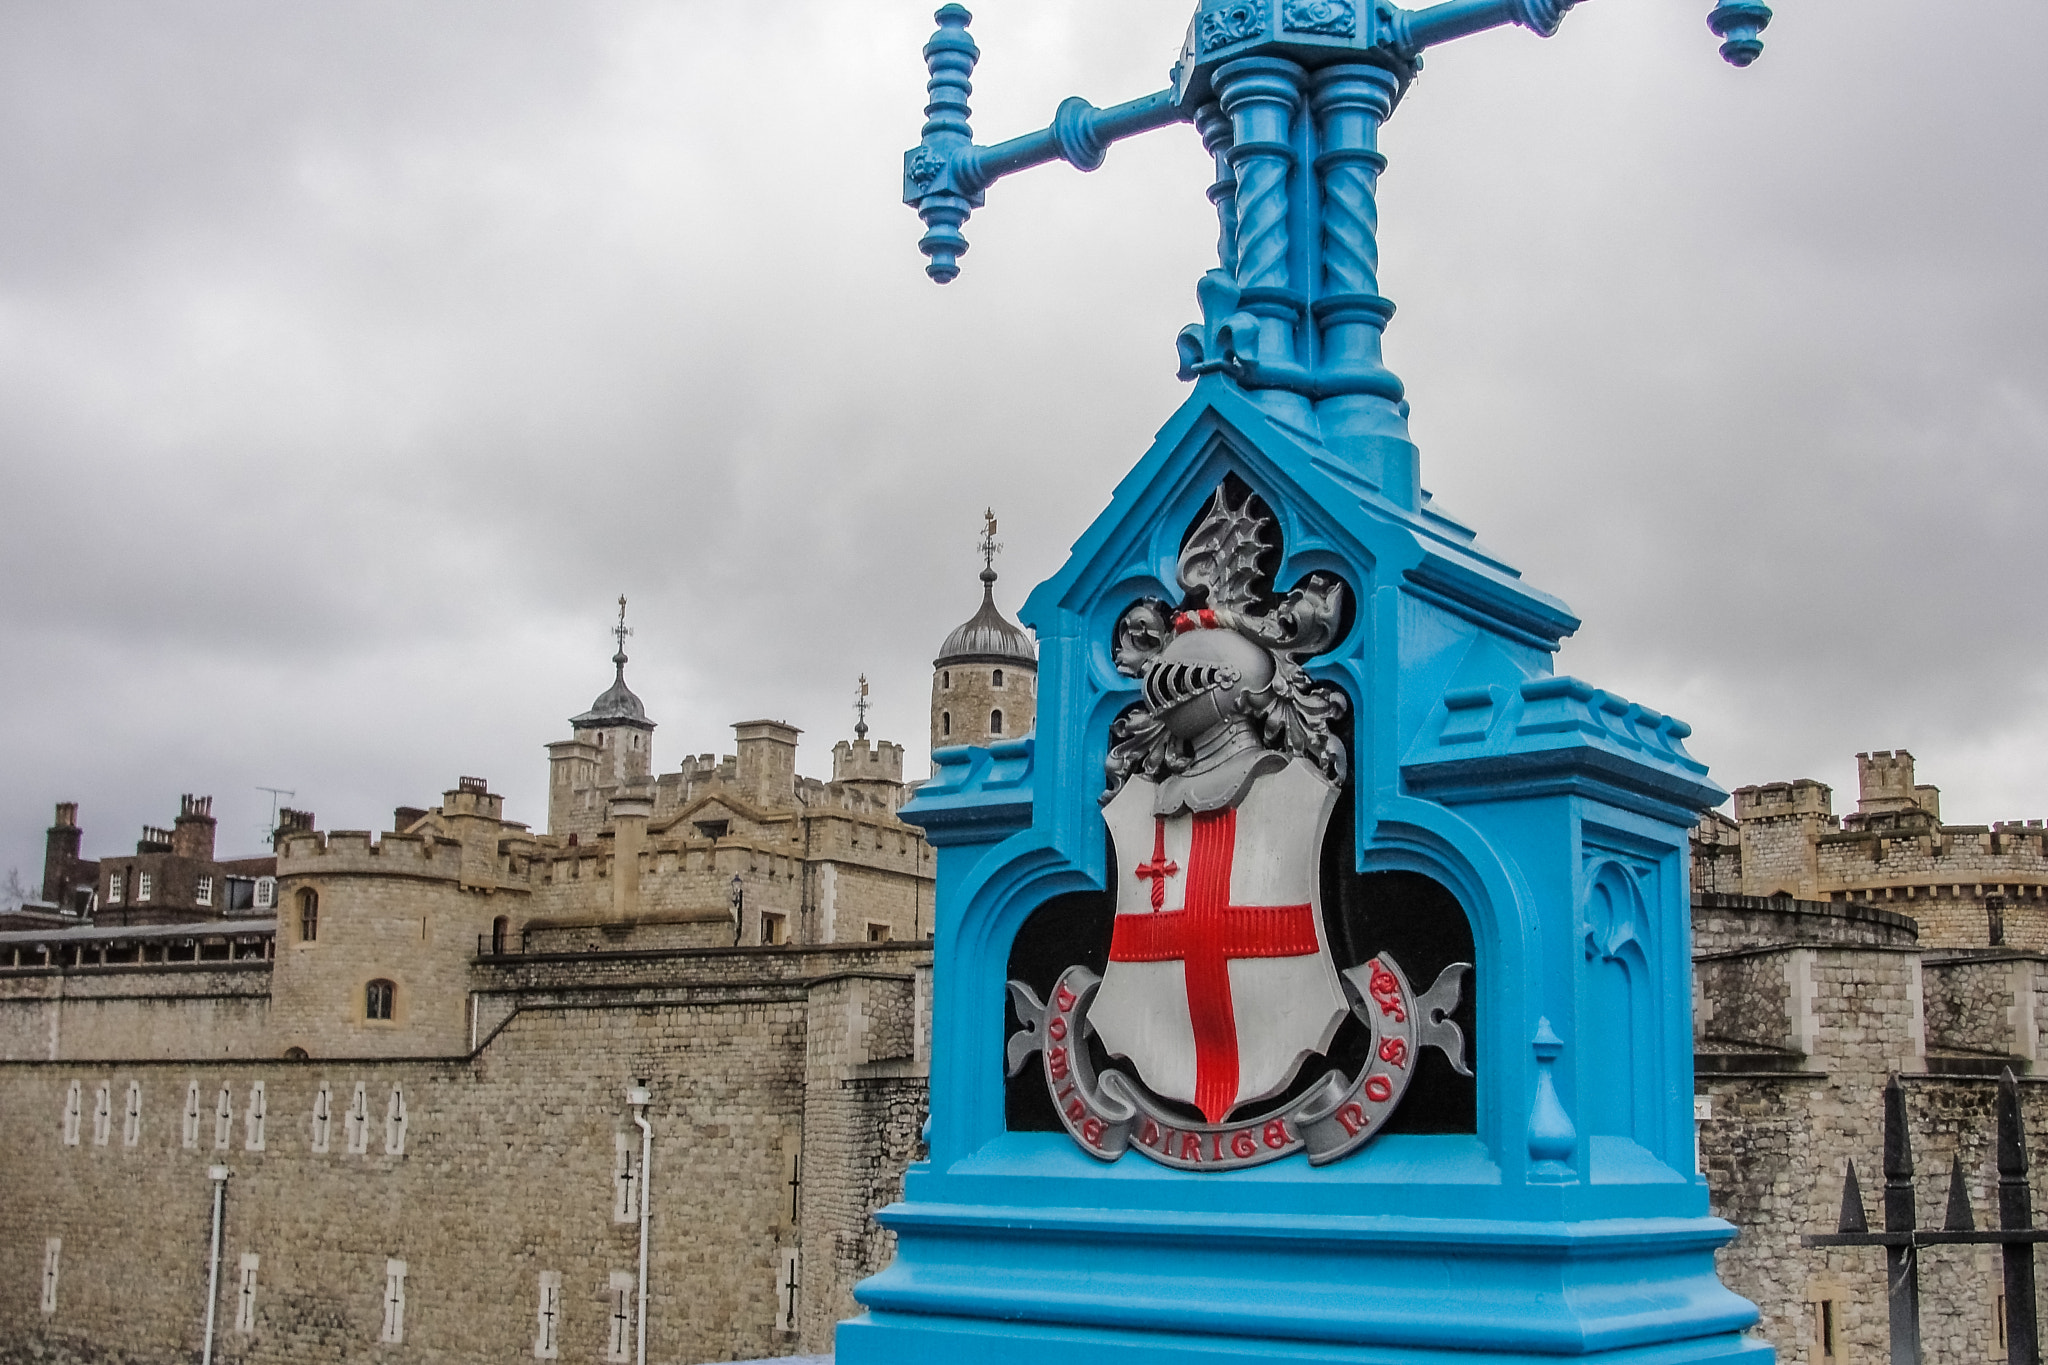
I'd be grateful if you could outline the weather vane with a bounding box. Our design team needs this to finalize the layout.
[855,674,871,741]
[612,595,632,660]
[978,508,1001,581]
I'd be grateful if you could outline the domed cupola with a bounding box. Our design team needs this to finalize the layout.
[571,664,652,731]
[932,512,1037,753]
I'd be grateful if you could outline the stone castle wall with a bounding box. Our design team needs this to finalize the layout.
[1692,884,2048,1365]
[0,964,274,1063]
[0,939,931,1365]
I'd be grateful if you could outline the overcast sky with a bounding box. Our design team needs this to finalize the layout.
[1,0,2043,885]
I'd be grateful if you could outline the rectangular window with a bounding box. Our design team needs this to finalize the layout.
[92,1083,111,1146]
[137,873,152,902]
[214,1084,234,1151]
[775,1247,800,1333]
[1816,1299,1837,1363]
[780,1133,803,1230]
[612,1132,641,1224]
[867,923,892,943]
[606,1271,635,1363]
[183,1080,202,1150]
[253,877,275,910]
[245,1080,267,1152]
[533,1270,562,1360]
[124,1081,142,1148]
[311,1084,332,1154]
[762,912,788,945]
[235,1252,259,1334]
[107,873,123,905]
[380,1259,407,1344]
[40,1238,59,1316]
[1999,1294,2009,1355]
[196,876,214,908]
[61,1081,81,1146]
[346,1083,369,1155]
[384,1087,407,1155]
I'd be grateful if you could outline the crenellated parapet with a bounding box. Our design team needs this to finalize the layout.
[277,830,466,882]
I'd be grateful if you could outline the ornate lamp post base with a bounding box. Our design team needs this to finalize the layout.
[855,4,1777,1363]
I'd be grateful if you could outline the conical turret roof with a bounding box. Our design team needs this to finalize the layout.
[937,568,1036,668]
[570,649,655,731]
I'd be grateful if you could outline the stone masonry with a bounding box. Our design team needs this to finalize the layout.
[1699,750,2048,949]
[0,939,929,1364]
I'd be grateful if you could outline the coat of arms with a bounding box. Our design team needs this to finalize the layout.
[1009,485,1470,1169]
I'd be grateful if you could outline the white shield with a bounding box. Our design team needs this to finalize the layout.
[1091,756,1348,1123]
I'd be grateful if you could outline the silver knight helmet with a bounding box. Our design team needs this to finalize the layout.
[1105,485,1350,813]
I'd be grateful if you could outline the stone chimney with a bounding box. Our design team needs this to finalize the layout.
[443,777,504,891]
[172,794,217,862]
[608,784,654,920]
[734,720,802,810]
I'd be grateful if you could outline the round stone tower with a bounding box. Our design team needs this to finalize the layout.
[932,512,1036,754]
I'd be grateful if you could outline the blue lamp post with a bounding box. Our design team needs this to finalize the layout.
[854,4,1774,1364]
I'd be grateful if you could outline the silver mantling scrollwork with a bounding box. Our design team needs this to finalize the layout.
[1105,485,1349,809]
[1009,956,1469,1170]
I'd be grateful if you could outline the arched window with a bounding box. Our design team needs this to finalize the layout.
[992,668,1005,688]
[365,979,395,1022]
[990,709,1004,735]
[941,670,950,689]
[297,889,318,942]
[491,916,509,955]
[941,711,951,736]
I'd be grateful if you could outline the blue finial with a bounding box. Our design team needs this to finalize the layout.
[1707,1,1772,67]
[910,6,981,283]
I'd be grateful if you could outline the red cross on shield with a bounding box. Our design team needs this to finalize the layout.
[1091,757,1350,1123]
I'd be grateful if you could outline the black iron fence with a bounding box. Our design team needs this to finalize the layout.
[1805,1070,2046,1365]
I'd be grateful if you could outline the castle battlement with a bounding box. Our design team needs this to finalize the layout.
[1731,778,1837,823]
[276,829,467,880]
[1702,749,2048,950]
[833,737,905,785]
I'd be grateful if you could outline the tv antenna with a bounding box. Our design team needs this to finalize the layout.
[256,787,296,843]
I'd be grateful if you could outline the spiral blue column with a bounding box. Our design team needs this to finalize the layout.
[1309,63,1416,506]
[1195,101,1237,276]
[1216,57,1312,427]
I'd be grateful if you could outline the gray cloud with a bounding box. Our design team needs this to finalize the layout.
[1,0,2043,877]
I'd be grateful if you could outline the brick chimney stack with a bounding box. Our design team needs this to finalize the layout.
[172,794,217,862]
[42,802,82,907]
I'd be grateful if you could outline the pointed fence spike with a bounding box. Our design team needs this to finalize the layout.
[1885,1073,1914,1179]
[1838,1159,1870,1235]
[1944,1152,1976,1232]
[2000,1066,2030,1179]
[1883,1073,1918,1235]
